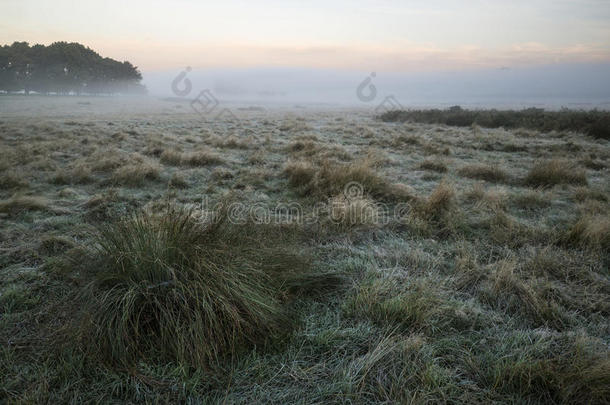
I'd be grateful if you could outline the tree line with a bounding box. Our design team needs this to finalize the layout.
[0,41,146,95]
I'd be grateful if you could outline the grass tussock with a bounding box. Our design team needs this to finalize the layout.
[399,181,465,238]
[573,187,607,203]
[478,260,565,327]
[51,165,93,185]
[161,148,223,167]
[111,159,160,186]
[329,194,381,228]
[418,159,448,173]
[159,149,183,165]
[283,160,317,188]
[562,215,610,252]
[510,189,551,210]
[486,211,546,248]
[0,171,28,189]
[88,148,130,172]
[464,183,507,212]
[168,172,189,189]
[0,195,48,215]
[186,150,222,166]
[458,164,508,183]
[78,204,325,368]
[524,159,587,187]
[284,158,413,202]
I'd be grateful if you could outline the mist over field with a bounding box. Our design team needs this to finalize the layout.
[143,62,610,109]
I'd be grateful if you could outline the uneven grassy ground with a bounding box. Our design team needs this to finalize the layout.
[1,97,609,403]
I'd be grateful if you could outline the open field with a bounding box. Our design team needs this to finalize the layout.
[1,97,609,403]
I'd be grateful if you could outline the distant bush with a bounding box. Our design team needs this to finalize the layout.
[379,106,610,139]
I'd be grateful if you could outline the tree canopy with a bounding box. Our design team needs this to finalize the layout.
[0,41,146,95]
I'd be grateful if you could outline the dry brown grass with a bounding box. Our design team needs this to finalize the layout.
[159,149,183,165]
[168,172,189,189]
[51,164,93,185]
[458,163,509,183]
[329,194,380,228]
[478,260,564,327]
[248,149,266,165]
[422,181,455,216]
[160,148,223,167]
[573,187,608,203]
[510,189,551,210]
[0,171,28,190]
[464,183,507,211]
[486,211,547,247]
[0,195,48,215]
[419,159,448,173]
[285,158,414,202]
[524,159,587,187]
[562,215,610,251]
[88,148,129,172]
[288,139,319,154]
[112,160,160,186]
[284,160,317,189]
[211,168,234,181]
[181,149,223,166]
[403,181,464,237]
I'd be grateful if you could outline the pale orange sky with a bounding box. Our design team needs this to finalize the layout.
[1,0,609,72]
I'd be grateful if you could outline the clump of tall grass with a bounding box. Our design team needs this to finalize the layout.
[562,215,610,252]
[458,164,509,183]
[0,195,48,215]
[79,204,324,368]
[160,148,223,166]
[328,194,381,228]
[111,161,160,186]
[51,164,93,185]
[284,158,413,202]
[0,171,28,190]
[524,159,587,187]
[419,159,448,173]
[401,181,466,238]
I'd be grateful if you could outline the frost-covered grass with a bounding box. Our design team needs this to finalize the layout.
[0,97,608,403]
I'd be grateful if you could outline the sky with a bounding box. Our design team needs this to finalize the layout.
[2,0,610,105]
[2,0,609,71]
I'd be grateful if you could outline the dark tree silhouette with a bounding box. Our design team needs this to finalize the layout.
[0,41,146,95]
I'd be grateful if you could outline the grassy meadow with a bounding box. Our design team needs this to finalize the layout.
[0,97,609,403]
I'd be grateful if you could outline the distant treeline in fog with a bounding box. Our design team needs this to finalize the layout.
[0,42,146,95]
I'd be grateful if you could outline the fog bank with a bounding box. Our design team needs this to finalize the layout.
[143,63,610,110]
